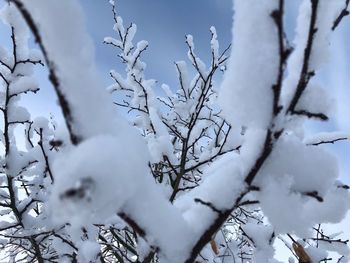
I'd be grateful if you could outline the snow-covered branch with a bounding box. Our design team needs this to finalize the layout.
[1,0,349,262]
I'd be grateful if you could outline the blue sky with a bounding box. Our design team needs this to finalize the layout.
[79,0,350,183]
[79,0,303,87]
[80,0,233,88]
[8,0,233,120]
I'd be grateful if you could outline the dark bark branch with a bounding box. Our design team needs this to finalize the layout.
[307,137,348,146]
[244,130,274,185]
[271,0,289,116]
[332,0,350,30]
[10,0,82,145]
[292,109,328,121]
[287,0,319,114]
[37,128,54,183]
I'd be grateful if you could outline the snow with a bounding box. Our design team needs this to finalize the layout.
[109,69,134,91]
[310,0,344,70]
[124,24,137,56]
[305,183,350,224]
[1,0,349,262]
[282,0,344,112]
[281,0,311,107]
[50,135,147,224]
[258,174,311,235]
[19,1,198,261]
[103,36,122,49]
[0,46,11,68]
[49,133,194,262]
[175,61,190,97]
[175,151,245,235]
[24,0,130,140]
[161,83,174,98]
[122,188,195,262]
[305,243,328,262]
[186,35,207,78]
[258,133,338,195]
[257,170,350,237]
[0,3,30,61]
[243,223,275,262]
[219,0,279,129]
[254,131,350,236]
[9,76,39,96]
[78,240,100,262]
[295,83,334,117]
[209,26,219,66]
[317,238,350,257]
[147,106,173,163]
[8,105,30,123]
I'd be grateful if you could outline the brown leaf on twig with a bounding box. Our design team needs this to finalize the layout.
[292,242,311,263]
[210,239,219,255]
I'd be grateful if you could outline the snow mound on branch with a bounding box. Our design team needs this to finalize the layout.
[282,0,344,108]
[25,0,121,139]
[255,134,350,235]
[259,134,338,195]
[243,223,276,262]
[50,134,194,262]
[175,151,245,235]
[0,3,30,60]
[219,0,279,129]
[50,135,149,226]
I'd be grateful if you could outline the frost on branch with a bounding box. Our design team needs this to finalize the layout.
[1,0,350,262]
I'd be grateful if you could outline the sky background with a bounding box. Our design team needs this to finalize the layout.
[1,0,350,261]
[81,0,233,88]
[78,0,350,182]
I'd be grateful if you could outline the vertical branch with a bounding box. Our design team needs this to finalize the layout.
[9,0,81,145]
[37,128,54,183]
[287,0,319,114]
[271,0,290,116]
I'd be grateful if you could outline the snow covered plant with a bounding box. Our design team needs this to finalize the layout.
[1,0,350,262]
